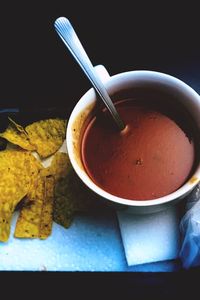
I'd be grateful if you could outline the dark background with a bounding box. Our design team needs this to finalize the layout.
[0,1,200,113]
[1,0,200,295]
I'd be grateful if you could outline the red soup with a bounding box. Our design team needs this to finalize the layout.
[81,98,196,200]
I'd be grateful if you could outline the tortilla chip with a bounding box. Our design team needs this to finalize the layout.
[40,152,73,228]
[39,176,54,239]
[15,174,54,239]
[40,151,101,228]
[25,118,67,158]
[0,119,35,151]
[53,167,101,228]
[0,117,66,157]
[53,176,74,228]
[14,175,45,238]
[0,150,43,242]
[41,152,71,179]
[0,172,29,242]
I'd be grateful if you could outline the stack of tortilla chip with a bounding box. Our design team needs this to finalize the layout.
[0,118,101,242]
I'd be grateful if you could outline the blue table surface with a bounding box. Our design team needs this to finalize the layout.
[0,209,182,272]
[0,68,199,272]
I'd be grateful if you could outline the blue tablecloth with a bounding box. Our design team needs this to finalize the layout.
[0,209,182,271]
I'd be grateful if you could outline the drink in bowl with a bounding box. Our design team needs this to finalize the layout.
[66,66,200,213]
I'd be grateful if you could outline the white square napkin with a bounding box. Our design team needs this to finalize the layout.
[117,206,181,266]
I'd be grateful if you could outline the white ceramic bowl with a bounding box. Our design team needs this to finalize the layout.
[66,65,200,213]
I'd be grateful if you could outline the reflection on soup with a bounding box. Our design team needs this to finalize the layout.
[81,98,196,200]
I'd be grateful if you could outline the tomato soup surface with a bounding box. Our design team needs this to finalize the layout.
[81,98,196,200]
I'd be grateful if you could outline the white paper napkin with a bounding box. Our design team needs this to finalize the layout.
[117,206,181,266]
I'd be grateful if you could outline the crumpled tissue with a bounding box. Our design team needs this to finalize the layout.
[179,184,200,269]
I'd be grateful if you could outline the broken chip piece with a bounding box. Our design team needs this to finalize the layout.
[39,176,54,239]
[41,152,71,179]
[0,172,29,242]
[14,174,45,238]
[53,175,74,228]
[14,174,55,239]
[0,118,35,151]
[0,150,43,242]
[53,164,101,228]
[40,152,74,228]
[25,118,67,158]
[0,118,67,158]
[40,151,101,229]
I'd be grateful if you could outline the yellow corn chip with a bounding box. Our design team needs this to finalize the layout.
[0,119,35,151]
[14,175,45,238]
[54,175,74,228]
[40,152,73,228]
[39,176,54,239]
[41,151,101,229]
[25,118,67,158]
[53,167,101,228]
[0,150,43,182]
[15,174,54,239]
[41,152,71,179]
[0,172,29,242]
[0,150,43,242]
